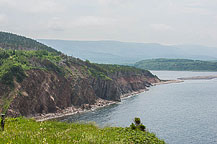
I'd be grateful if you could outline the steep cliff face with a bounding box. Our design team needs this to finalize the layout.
[109,71,160,95]
[0,32,161,117]
[6,70,97,117]
[4,68,160,117]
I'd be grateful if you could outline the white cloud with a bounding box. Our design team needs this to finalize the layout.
[182,7,214,16]
[47,17,65,31]
[73,16,117,26]
[0,0,63,13]
[150,24,174,32]
[0,0,217,46]
[97,0,123,5]
[0,14,8,25]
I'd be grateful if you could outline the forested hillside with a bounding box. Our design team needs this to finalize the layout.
[134,58,217,71]
[0,32,57,53]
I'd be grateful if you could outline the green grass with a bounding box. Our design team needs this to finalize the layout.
[0,117,165,144]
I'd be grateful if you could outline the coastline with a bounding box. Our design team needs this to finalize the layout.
[152,79,183,85]
[34,79,183,122]
[178,75,217,80]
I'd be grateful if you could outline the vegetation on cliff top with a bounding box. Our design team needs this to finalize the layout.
[135,58,217,71]
[84,60,155,80]
[0,49,63,86]
[0,117,165,144]
[0,49,155,86]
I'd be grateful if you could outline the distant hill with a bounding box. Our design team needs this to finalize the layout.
[0,32,58,53]
[134,58,217,71]
[38,39,217,64]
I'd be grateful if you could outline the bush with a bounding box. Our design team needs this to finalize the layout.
[139,124,146,131]
[0,62,26,86]
[130,117,146,132]
[134,117,141,126]
[130,123,136,130]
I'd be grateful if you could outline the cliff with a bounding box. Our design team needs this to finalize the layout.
[0,32,160,117]
[3,66,159,117]
[0,54,160,117]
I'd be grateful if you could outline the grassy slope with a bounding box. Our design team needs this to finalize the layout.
[0,117,165,144]
[135,58,217,71]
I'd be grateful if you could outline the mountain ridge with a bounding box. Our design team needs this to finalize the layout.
[38,39,217,64]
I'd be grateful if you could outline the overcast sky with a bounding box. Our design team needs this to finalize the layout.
[0,0,217,46]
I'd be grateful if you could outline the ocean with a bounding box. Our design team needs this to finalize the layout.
[62,71,217,144]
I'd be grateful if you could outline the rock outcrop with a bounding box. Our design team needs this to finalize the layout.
[4,69,160,117]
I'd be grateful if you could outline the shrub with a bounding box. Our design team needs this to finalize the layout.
[0,62,26,86]
[134,117,141,126]
[139,124,146,131]
[130,123,136,130]
[130,117,146,132]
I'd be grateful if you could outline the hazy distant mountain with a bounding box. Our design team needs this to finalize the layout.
[38,39,217,64]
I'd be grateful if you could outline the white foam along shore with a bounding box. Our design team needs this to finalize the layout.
[34,79,183,122]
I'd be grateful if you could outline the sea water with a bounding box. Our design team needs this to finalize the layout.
[62,71,217,144]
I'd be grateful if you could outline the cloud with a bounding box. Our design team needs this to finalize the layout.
[150,24,174,32]
[182,7,214,16]
[181,1,216,16]
[0,0,217,46]
[73,16,117,27]
[0,14,8,25]
[97,0,131,7]
[47,17,65,32]
[0,0,63,13]
[97,0,121,5]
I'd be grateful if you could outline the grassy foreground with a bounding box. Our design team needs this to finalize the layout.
[0,117,165,144]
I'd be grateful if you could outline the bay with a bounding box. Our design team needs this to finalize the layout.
[62,71,217,144]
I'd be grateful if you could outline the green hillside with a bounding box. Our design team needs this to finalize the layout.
[0,49,151,86]
[134,58,217,71]
[0,32,58,53]
[0,117,165,144]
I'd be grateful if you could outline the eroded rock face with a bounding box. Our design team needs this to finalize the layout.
[110,71,160,94]
[5,69,160,117]
[7,70,74,116]
[91,78,121,101]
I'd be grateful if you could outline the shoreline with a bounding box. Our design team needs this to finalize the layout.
[34,79,182,122]
[178,75,217,80]
[152,79,183,85]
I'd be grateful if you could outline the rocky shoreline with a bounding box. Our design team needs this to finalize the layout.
[34,79,182,122]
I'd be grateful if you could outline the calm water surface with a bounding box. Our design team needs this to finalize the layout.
[62,71,217,144]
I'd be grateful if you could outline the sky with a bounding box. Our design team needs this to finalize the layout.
[0,0,217,47]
